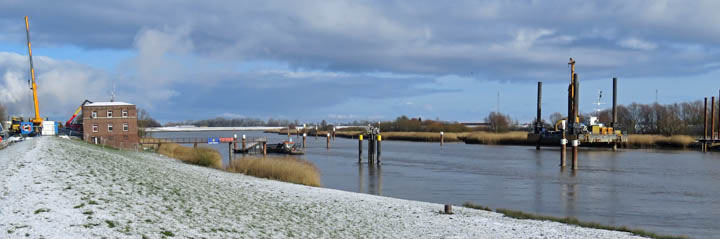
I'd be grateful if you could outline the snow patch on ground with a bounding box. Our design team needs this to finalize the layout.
[0,137,643,238]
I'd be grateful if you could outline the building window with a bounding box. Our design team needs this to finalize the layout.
[123,123,129,131]
[107,110,113,118]
[122,109,128,118]
[108,124,113,132]
[91,111,97,118]
[92,124,98,132]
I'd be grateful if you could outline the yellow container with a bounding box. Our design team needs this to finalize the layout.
[591,125,601,134]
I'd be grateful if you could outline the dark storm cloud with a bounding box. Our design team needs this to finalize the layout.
[2,0,720,82]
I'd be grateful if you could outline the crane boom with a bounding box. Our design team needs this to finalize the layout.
[25,16,42,125]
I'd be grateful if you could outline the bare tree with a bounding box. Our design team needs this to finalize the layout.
[485,112,511,133]
[549,112,564,124]
[0,104,6,123]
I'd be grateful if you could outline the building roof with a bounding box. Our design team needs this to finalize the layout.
[84,102,135,107]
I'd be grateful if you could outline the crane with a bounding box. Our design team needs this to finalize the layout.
[65,100,92,132]
[25,16,43,127]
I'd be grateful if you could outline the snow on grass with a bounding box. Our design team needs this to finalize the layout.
[0,137,645,238]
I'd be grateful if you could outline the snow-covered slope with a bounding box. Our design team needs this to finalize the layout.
[0,137,643,238]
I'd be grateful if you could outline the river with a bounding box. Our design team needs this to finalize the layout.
[150,130,720,238]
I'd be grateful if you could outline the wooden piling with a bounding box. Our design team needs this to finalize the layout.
[712,97,716,140]
[262,141,267,157]
[332,127,336,141]
[242,135,247,153]
[302,133,307,148]
[233,134,238,151]
[368,136,375,164]
[228,142,232,163]
[358,134,363,163]
[612,77,618,151]
[560,120,566,167]
[573,73,579,134]
[287,125,291,140]
[444,204,453,214]
[376,135,382,165]
[536,81,542,150]
[704,98,708,152]
[440,131,444,147]
[193,142,197,149]
[326,133,330,149]
[571,139,579,170]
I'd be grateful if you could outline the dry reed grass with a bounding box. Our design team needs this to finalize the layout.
[378,132,468,142]
[227,156,322,187]
[459,131,529,145]
[156,143,222,168]
[626,134,695,148]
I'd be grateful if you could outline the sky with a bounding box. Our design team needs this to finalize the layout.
[1,0,720,124]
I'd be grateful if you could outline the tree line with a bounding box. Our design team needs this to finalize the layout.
[544,101,708,136]
[165,117,298,127]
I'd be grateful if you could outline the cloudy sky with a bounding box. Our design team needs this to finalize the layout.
[1,0,719,124]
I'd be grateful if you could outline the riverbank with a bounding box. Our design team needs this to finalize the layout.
[265,128,704,150]
[0,137,645,238]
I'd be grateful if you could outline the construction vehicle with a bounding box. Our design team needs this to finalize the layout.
[25,16,43,133]
[529,58,627,146]
[9,16,44,136]
[65,100,92,133]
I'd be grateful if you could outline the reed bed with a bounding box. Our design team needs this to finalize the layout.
[458,131,530,145]
[626,134,696,149]
[226,156,322,187]
[379,132,467,142]
[156,143,222,169]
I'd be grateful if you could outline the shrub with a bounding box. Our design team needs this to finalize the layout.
[227,156,321,187]
[156,143,222,169]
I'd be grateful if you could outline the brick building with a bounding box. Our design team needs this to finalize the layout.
[82,102,139,149]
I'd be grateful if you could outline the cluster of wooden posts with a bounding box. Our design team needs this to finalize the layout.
[701,91,720,152]
[358,134,383,165]
[231,134,267,160]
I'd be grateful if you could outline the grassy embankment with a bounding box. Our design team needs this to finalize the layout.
[462,202,687,239]
[140,138,321,186]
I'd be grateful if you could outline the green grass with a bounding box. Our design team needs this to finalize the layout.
[73,203,85,209]
[462,202,491,211]
[33,208,50,214]
[161,230,175,237]
[105,220,117,228]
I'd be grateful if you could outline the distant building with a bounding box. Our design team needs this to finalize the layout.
[82,102,138,149]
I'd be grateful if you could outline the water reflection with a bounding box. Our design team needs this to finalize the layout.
[358,164,382,196]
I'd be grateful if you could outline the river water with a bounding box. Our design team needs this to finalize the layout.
[151,130,719,238]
